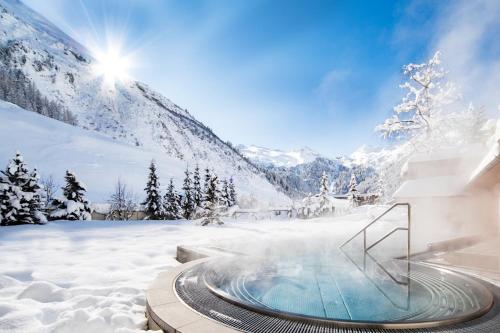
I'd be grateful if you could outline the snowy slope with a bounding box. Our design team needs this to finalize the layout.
[237,144,322,167]
[0,0,287,205]
[0,101,289,206]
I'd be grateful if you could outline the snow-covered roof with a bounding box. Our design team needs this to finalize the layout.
[393,176,466,198]
[468,120,500,185]
[91,203,111,214]
[408,144,483,163]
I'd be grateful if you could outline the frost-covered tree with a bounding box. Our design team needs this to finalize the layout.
[181,168,194,219]
[220,179,231,208]
[49,171,91,220]
[316,172,334,216]
[373,52,491,201]
[142,160,163,220]
[0,152,46,225]
[319,172,329,196]
[164,179,180,220]
[296,172,340,218]
[348,173,359,206]
[192,165,202,208]
[203,167,211,195]
[376,51,457,140]
[41,174,58,210]
[201,174,223,226]
[107,180,137,220]
[228,176,237,206]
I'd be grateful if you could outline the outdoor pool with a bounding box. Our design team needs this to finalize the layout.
[199,248,493,328]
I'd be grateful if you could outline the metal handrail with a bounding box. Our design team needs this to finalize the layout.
[366,227,408,252]
[340,203,411,260]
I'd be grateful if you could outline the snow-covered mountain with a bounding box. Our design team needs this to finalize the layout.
[260,155,380,198]
[0,101,288,206]
[0,0,288,205]
[239,143,408,199]
[237,145,322,167]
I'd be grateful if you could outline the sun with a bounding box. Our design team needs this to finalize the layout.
[92,46,132,86]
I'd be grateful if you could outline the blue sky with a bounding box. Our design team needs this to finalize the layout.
[22,0,500,157]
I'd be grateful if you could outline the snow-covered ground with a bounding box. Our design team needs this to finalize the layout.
[0,211,384,333]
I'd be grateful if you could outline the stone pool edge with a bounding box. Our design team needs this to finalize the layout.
[146,246,241,332]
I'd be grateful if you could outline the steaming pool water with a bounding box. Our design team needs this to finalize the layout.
[178,247,494,328]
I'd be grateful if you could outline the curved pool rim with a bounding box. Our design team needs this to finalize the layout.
[197,258,495,330]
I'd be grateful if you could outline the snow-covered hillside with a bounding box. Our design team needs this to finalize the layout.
[237,144,322,167]
[0,0,286,205]
[0,101,289,206]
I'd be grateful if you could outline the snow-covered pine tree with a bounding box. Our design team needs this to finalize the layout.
[228,176,237,207]
[348,173,359,207]
[142,160,163,220]
[203,167,211,196]
[24,168,47,224]
[164,179,180,220]
[0,152,46,225]
[201,174,223,226]
[0,152,29,225]
[192,165,202,208]
[49,171,91,220]
[319,172,329,196]
[0,183,8,225]
[317,172,334,216]
[220,179,231,208]
[181,167,194,219]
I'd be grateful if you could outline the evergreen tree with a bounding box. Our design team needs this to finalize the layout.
[142,160,163,220]
[0,182,9,225]
[164,179,180,220]
[49,170,91,220]
[0,152,29,225]
[220,179,231,208]
[201,174,223,226]
[181,167,194,219]
[0,152,45,225]
[25,168,46,224]
[192,165,202,208]
[319,172,329,196]
[348,173,359,206]
[228,176,237,207]
[316,172,333,216]
[203,167,211,196]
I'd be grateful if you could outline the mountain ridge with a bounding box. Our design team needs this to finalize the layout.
[0,0,287,205]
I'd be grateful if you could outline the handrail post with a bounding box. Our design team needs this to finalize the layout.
[407,203,411,260]
[363,229,366,253]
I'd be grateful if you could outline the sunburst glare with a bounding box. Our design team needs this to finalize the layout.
[91,42,133,87]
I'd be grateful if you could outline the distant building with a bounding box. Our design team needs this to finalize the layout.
[90,203,147,220]
[393,126,500,254]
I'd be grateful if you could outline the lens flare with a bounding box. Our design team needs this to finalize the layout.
[91,44,132,87]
